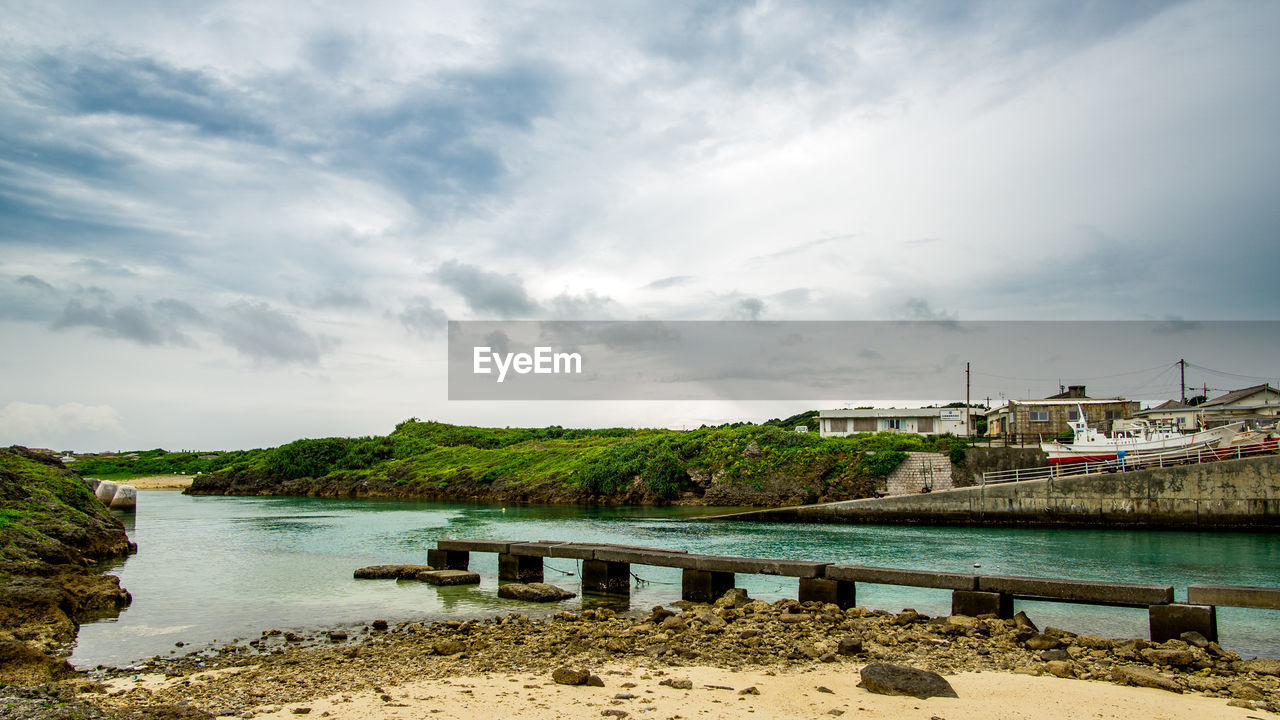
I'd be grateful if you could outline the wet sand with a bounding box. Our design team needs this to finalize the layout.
[122,475,195,490]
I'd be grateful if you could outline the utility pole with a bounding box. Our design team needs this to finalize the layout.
[965,361,971,440]
[1179,358,1187,404]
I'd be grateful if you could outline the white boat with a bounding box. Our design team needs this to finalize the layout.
[1040,405,1242,465]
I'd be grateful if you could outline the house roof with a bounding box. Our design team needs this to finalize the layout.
[1201,384,1279,408]
[1134,399,1194,416]
[819,407,980,419]
[985,398,1132,416]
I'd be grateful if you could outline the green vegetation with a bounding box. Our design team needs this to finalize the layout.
[70,448,263,480]
[0,448,126,562]
[158,418,972,503]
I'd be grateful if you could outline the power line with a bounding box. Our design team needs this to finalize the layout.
[1184,362,1279,384]
[970,362,1178,384]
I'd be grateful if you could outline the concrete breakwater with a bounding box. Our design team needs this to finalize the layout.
[714,454,1280,528]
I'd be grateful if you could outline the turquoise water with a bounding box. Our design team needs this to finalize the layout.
[72,491,1280,667]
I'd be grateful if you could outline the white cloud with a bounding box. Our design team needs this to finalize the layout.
[0,401,124,448]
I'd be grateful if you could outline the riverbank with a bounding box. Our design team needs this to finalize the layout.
[85,591,1279,718]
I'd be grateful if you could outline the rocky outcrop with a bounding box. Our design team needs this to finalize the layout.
[352,565,435,580]
[496,582,576,602]
[0,447,135,684]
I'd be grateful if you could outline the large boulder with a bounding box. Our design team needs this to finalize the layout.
[353,564,435,580]
[497,582,576,602]
[857,663,959,699]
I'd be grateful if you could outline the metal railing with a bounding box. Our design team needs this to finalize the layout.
[981,438,1279,486]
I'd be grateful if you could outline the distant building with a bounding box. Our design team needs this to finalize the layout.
[818,407,981,437]
[1135,384,1280,429]
[985,386,1138,445]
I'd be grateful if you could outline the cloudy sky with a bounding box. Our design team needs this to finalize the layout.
[1,0,1278,451]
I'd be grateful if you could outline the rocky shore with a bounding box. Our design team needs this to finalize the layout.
[0,447,135,685]
[72,589,1279,718]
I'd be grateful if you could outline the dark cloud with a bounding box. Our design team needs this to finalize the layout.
[33,52,270,140]
[152,298,207,324]
[547,290,617,319]
[215,301,334,365]
[16,275,54,291]
[433,260,540,318]
[73,258,136,277]
[306,288,371,310]
[729,297,766,320]
[52,299,194,347]
[895,297,957,323]
[397,297,448,337]
[645,275,694,289]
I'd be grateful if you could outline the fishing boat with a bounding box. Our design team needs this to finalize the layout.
[1041,405,1242,465]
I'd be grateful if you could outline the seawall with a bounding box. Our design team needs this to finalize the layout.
[711,454,1280,528]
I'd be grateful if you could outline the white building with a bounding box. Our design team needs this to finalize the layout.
[818,407,981,437]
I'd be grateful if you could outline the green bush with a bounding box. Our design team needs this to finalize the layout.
[264,438,348,480]
[857,449,908,477]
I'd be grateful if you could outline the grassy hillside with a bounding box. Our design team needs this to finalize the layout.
[168,418,967,505]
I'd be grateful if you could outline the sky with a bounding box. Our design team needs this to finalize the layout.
[1,0,1278,451]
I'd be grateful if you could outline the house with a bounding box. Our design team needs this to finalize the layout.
[818,407,982,437]
[1136,384,1280,430]
[1131,400,1198,430]
[985,386,1138,445]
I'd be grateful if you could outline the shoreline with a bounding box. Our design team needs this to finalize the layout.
[110,474,195,490]
[83,592,1280,719]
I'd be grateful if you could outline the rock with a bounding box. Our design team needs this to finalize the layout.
[1045,660,1075,678]
[1179,631,1210,648]
[586,675,605,687]
[837,637,864,656]
[819,653,837,663]
[1227,681,1265,701]
[371,619,388,631]
[1073,634,1111,650]
[291,710,311,716]
[738,687,760,695]
[1110,666,1182,693]
[353,565,434,580]
[1025,634,1060,651]
[497,583,577,602]
[856,663,959,699]
[601,711,628,718]
[714,588,752,609]
[433,639,465,656]
[1038,649,1070,662]
[658,678,693,690]
[552,667,591,686]
[660,616,688,632]
[1239,658,1280,676]
[327,630,347,642]
[816,686,834,694]
[418,570,481,586]
[1140,649,1195,667]
[1013,611,1038,633]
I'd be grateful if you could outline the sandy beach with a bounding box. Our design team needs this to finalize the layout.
[121,474,195,490]
[104,663,1275,720]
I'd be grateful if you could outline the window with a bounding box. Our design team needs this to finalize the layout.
[827,418,847,433]
[886,419,904,430]
[1029,410,1049,422]
[1068,410,1080,421]
[917,417,935,433]
[1105,410,1121,420]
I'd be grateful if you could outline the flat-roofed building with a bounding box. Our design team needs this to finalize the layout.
[818,407,981,437]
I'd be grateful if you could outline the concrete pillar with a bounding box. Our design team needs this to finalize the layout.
[427,548,470,571]
[1149,603,1217,643]
[952,590,1013,618]
[94,480,118,505]
[582,559,631,595]
[798,577,856,609]
[681,569,735,603]
[498,553,543,583]
[109,484,137,512]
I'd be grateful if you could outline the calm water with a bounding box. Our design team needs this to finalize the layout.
[73,491,1280,667]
